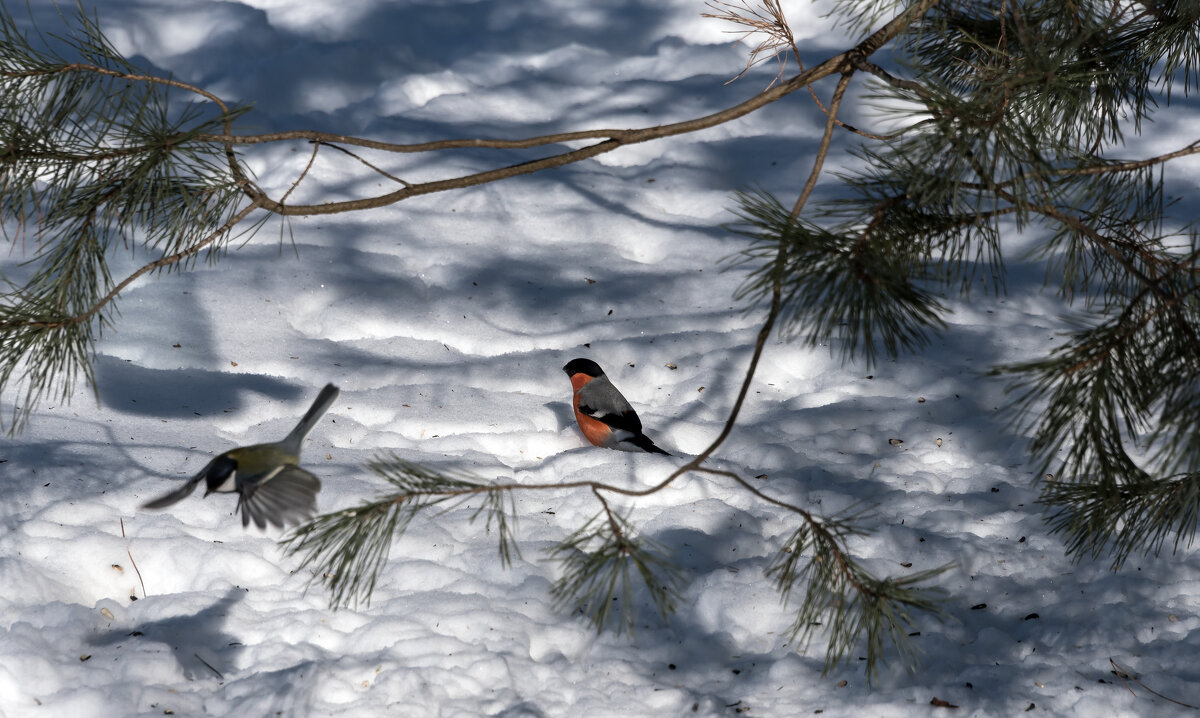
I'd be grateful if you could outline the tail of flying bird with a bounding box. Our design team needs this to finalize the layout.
[280,383,340,456]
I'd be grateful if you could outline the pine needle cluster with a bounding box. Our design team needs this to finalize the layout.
[0,4,250,430]
[723,1,1200,569]
[280,454,519,609]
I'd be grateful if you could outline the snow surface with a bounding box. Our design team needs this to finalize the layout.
[3,1,1200,716]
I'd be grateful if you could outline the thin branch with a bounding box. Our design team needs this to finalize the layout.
[314,141,413,188]
[279,141,321,205]
[197,57,841,161]
[120,518,148,599]
[613,71,859,498]
[235,61,846,217]
[591,486,625,541]
[1064,140,1200,177]
[198,0,938,217]
[851,57,934,96]
[1109,658,1200,709]
[792,72,854,218]
[950,138,1200,194]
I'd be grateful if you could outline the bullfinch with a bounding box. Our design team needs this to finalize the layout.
[141,383,340,529]
[563,358,671,455]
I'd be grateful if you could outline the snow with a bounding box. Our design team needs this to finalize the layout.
[2,1,1200,716]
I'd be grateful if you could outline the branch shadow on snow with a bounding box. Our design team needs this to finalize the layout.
[617,469,1200,716]
[89,586,248,681]
[61,0,718,136]
[0,418,179,526]
[92,356,307,420]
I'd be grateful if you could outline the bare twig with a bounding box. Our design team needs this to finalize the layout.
[194,653,224,680]
[312,141,413,188]
[703,0,797,89]
[231,61,845,217]
[792,71,853,218]
[119,518,147,599]
[187,0,935,218]
[705,0,901,139]
[851,57,934,96]
[1063,140,1200,176]
[1109,658,1199,709]
[951,139,1200,195]
[591,488,626,544]
[279,141,322,205]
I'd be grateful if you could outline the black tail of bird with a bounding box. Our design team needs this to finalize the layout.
[628,433,671,456]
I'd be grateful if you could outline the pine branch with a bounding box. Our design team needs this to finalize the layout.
[19,0,1200,684]
[697,465,952,681]
[727,188,950,365]
[547,501,684,636]
[1041,473,1200,569]
[0,4,254,431]
[280,454,519,609]
[768,521,951,681]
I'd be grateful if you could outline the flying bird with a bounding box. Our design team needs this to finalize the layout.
[562,358,670,455]
[141,383,340,529]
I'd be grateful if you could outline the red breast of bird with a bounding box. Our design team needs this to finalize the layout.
[569,371,642,449]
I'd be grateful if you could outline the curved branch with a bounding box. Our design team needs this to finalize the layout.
[198,53,841,159]
[1063,139,1200,176]
[197,0,940,216]
[792,72,853,218]
[948,138,1200,195]
[236,56,848,216]
[850,56,932,97]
